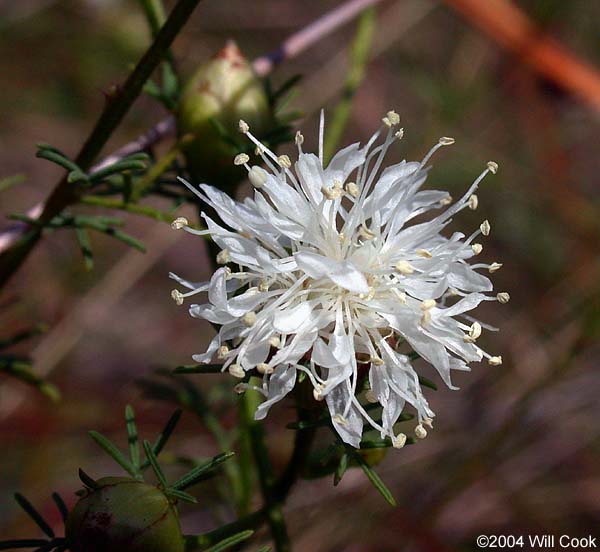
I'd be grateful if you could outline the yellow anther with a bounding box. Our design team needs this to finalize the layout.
[468,194,479,210]
[171,217,188,230]
[488,355,503,366]
[257,362,273,375]
[480,220,491,236]
[229,364,245,378]
[471,243,483,255]
[392,433,407,448]
[242,311,257,327]
[488,262,503,273]
[497,292,510,304]
[277,155,292,169]
[416,248,432,258]
[487,161,498,174]
[234,153,249,166]
[395,260,414,275]
[171,289,184,305]
[216,249,231,265]
[415,424,428,439]
[238,120,249,133]
[217,345,230,359]
[439,136,455,146]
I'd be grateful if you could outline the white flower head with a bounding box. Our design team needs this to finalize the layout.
[171,111,504,448]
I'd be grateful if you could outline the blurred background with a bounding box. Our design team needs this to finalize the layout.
[1,0,600,550]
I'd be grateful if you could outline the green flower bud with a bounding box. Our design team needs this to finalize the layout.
[177,40,271,189]
[66,477,184,552]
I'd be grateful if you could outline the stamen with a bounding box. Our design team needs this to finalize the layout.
[171,217,188,230]
[295,131,304,146]
[257,363,273,375]
[394,128,404,140]
[488,262,503,273]
[238,120,249,134]
[171,289,184,305]
[416,248,432,258]
[370,355,384,366]
[277,155,292,169]
[440,195,453,206]
[497,292,510,304]
[415,424,428,439]
[268,336,280,348]
[395,260,414,275]
[234,153,249,166]
[229,364,245,378]
[438,136,455,146]
[216,249,231,265]
[488,355,503,366]
[392,433,407,448]
[480,220,491,236]
[217,345,230,360]
[421,299,436,310]
[242,311,257,327]
[468,194,479,210]
[471,243,483,255]
[359,224,376,240]
[464,321,482,342]
[345,181,360,198]
[382,110,400,127]
[313,383,325,401]
[365,390,378,403]
[487,161,499,174]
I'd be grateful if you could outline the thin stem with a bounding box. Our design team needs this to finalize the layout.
[323,7,376,163]
[0,0,203,289]
[239,389,290,552]
[253,0,385,77]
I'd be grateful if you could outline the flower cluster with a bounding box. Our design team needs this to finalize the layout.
[170,112,507,448]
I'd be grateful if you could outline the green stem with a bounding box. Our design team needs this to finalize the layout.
[184,509,266,550]
[323,7,376,163]
[239,389,290,552]
[0,0,203,289]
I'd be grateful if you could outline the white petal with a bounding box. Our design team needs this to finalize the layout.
[255,365,297,420]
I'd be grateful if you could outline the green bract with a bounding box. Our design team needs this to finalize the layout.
[177,40,270,188]
[66,477,184,552]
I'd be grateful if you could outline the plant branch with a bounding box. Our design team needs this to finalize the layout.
[0,0,203,289]
[0,0,384,264]
[443,0,600,112]
[253,0,386,77]
[239,390,290,552]
[323,7,376,163]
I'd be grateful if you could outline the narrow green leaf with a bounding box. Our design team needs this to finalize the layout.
[36,149,81,173]
[74,227,93,271]
[165,488,197,504]
[203,530,254,552]
[14,494,54,538]
[333,452,349,486]
[150,408,182,459]
[174,363,223,374]
[255,547,271,552]
[418,375,438,390]
[171,451,234,490]
[143,440,168,488]
[51,493,69,522]
[78,468,99,490]
[106,228,146,252]
[353,453,397,506]
[125,405,140,469]
[0,173,26,193]
[88,431,138,477]
[89,159,148,182]
[67,170,90,184]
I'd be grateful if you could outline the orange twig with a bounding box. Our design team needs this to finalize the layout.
[444,0,600,112]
